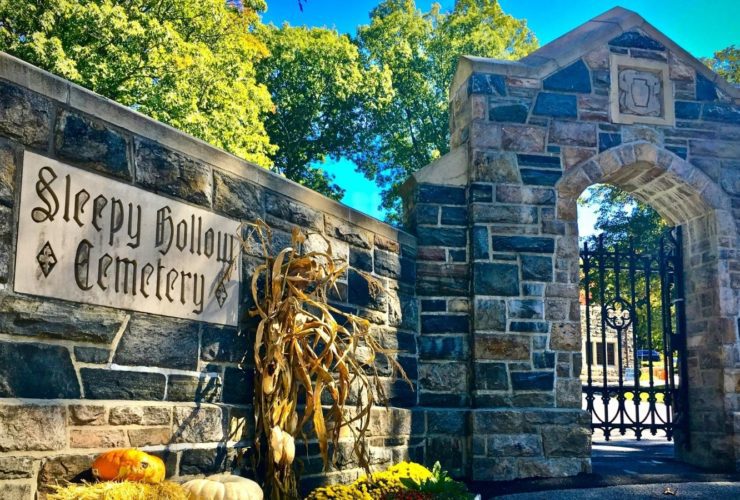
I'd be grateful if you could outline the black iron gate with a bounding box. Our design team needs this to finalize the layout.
[580,227,688,441]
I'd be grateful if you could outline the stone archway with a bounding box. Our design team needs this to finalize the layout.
[557,141,738,470]
[403,6,740,482]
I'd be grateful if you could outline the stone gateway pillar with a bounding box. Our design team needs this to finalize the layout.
[402,7,740,479]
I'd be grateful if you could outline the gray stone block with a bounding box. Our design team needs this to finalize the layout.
[68,405,106,425]
[0,341,79,398]
[81,368,166,400]
[509,299,544,319]
[0,405,66,452]
[325,214,372,248]
[550,321,580,350]
[418,361,467,393]
[703,103,740,124]
[549,121,597,147]
[475,298,506,330]
[0,206,11,285]
[471,183,493,202]
[179,445,235,475]
[475,334,530,360]
[472,204,538,224]
[533,93,577,118]
[533,351,556,369]
[201,324,248,363]
[427,409,467,434]
[514,392,555,409]
[0,142,16,205]
[0,482,31,500]
[212,169,263,220]
[475,362,509,390]
[108,405,171,425]
[695,72,718,101]
[37,454,97,494]
[511,371,554,390]
[55,111,130,179]
[0,456,34,479]
[416,226,466,247]
[414,204,439,225]
[520,168,562,186]
[522,255,553,281]
[0,81,50,147]
[502,125,547,152]
[114,315,199,370]
[73,346,109,364]
[517,153,561,169]
[421,314,468,334]
[474,262,519,296]
[472,457,517,481]
[469,73,506,96]
[541,425,591,457]
[349,247,373,272]
[675,101,702,120]
[265,191,322,231]
[347,269,387,311]
[487,433,543,457]
[0,295,125,343]
[490,102,529,123]
[374,248,401,278]
[172,406,224,443]
[517,457,590,478]
[472,150,520,182]
[426,435,465,474]
[221,366,254,405]
[441,206,467,226]
[509,321,549,333]
[167,374,222,403]
[492,236,555,253]
[417,184,466,205]
[135,138,212,207]
[609,31,665,51]
[543,60,591,93]
[473,225,490,260]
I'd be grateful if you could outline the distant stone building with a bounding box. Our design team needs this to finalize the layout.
[579,301,635,383]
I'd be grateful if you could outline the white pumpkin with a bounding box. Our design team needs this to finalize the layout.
[182,473,263,500]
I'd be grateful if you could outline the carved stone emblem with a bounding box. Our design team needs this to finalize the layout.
[618,69,662,117]
[37,241,57,277]
[609,54,673,126]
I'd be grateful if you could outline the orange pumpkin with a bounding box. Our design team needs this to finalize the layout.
[92,448,166,483]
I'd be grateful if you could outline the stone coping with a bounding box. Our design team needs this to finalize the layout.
[450,6,740,102]
[0,51,416,247]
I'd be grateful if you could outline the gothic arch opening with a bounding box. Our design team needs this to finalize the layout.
[556,142,738,470]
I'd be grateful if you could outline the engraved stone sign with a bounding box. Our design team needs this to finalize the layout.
[15,152,241,326]
[618,69,662,117]
[609,54,673,126]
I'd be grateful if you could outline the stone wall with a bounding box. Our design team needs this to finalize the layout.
[579,305,635,383]
[402,6,740,479]
[0,52,419,498]
[2,6,740,496]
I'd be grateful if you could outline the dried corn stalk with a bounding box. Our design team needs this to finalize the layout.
[239,220,411,499]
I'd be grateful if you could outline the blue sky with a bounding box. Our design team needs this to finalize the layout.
[262,1,739,230]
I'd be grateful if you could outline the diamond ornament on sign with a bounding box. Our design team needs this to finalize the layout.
[215,283,228,308]
[37,241,57,277]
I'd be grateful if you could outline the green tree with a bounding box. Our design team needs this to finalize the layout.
[580,185,670,354]
[255,23,392,199]
[704,45,739,84]
[0,0,275,166]
[355,0,538,220]
[580,185,667,250]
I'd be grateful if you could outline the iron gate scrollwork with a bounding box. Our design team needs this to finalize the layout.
[580,227,688,442]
